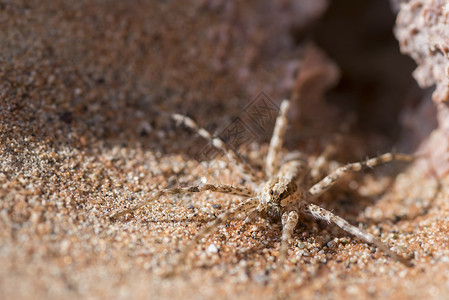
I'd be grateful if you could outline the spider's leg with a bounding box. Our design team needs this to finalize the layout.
[309,136,340,183]
[172,114,260,183]
[172,197,259,272]
[306,203,411,265]
[279,210,299,264]
[110,184,254,220]
[309,152,414,198]
[309,118,354,183]
[266,99,290,177]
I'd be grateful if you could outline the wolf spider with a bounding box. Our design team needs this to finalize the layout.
[111,99,413,269]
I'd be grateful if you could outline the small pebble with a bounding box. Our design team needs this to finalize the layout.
[207,244,219,254]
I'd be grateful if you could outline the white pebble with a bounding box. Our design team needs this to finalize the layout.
[207,243,218,254]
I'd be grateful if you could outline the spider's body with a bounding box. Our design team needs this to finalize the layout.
[111,99,413,269]
[258,159,305,223]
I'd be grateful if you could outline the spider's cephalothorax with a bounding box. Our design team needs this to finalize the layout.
[258,162,306,223]
[111,99,414,272]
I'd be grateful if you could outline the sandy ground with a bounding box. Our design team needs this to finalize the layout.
[1,1,449,299]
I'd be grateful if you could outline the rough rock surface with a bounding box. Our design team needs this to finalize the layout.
[395,0,449,103]
[395,0,449,176]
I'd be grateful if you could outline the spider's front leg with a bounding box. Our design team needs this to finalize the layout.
[306,203,411,265]
[309,152,414,198]
[110,184,254,220]
[279,210,299,264]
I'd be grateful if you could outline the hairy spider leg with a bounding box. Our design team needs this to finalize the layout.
[172,114,260,184]
[309,135,341,183]
[279,210,299,263]
[266,100,290,177]
[307,203,411,265]
[111,184,254,220]
[309,153,414,198]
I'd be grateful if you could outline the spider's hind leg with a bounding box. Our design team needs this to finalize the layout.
[309,117,354,184]
[309,135,341,184]
[266,99,290,177]
[172,114,260,184]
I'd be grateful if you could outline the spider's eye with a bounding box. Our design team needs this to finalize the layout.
[269,190,274,196]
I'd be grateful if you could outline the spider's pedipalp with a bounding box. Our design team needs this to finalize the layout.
[172,114,259,183]
[110,184,254,220]
[266,99,290,177]
[306,203,411,265]
[309,152,414,198]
